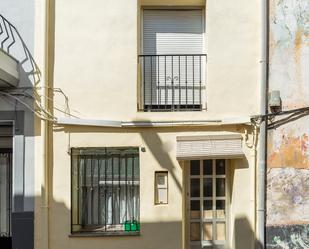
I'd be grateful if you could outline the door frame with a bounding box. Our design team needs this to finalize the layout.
[184,159,230,249]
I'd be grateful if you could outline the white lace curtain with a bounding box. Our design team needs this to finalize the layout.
[72,148,140,231]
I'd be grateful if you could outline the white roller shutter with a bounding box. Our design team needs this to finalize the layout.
[143,10,204,54]
[176,135,245,160]
[142,10,205,107]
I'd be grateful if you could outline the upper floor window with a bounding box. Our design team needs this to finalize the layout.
[140,9,206,112]
[71,148,140,235]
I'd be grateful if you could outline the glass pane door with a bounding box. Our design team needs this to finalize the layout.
[189,159,227,249]
[0,150,12,237]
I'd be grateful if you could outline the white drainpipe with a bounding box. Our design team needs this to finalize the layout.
[41,0,50,249]
[257,0,269,247]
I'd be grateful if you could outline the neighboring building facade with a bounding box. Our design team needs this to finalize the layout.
[0,1,37,249]
[266,0,309,247]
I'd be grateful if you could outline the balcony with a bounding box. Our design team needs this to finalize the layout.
[0,14,40,88]
[0,49,19,88]
[139,54,206,112]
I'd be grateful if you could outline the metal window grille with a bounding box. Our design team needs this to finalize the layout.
[71,148,140,233]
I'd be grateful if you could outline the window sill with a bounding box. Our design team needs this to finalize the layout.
[69,231,140,237]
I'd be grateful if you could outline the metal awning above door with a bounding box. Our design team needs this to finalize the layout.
[176,134,244,160]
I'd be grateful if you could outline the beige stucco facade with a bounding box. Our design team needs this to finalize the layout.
[32,0,262,249]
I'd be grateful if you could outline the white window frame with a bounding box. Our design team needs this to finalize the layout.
[139,7,207,111]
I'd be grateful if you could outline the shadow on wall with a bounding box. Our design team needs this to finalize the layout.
[11,196,34,249]
[36,196,263,249]
[54,124,241,196]
[233,216,262,249]
[51,126,258,248]
[140,130,182,192]
[36,196,183,249]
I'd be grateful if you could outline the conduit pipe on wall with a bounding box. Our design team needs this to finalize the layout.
[56,117,252,128]
[257,0,269,247]
[122,120,221,127]
[41,1,50,249]
[57,117,220,127]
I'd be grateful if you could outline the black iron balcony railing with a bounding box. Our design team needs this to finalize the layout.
[139,54,206,112]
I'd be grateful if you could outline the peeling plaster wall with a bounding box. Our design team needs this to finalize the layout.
[267,0,309,247]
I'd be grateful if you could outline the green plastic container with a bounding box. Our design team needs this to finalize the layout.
[124,220,140,232]
[124,221,131,231]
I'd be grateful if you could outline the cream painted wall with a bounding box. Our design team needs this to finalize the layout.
[48,126,256,249]
[52,0,260,121]
[230,159,255,249]
[40,0,261,248]
[51,129,184,249]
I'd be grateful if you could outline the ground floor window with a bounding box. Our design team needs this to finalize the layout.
[189,159,228,249]
[71,147,140,234]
